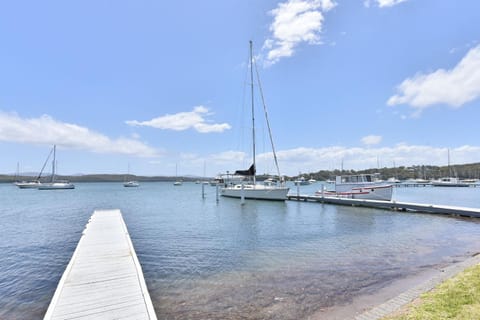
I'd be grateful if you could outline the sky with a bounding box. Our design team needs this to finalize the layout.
[1,0,479,177]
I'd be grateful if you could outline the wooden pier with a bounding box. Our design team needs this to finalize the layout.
[287,194,480,218]
[44,209,157,320]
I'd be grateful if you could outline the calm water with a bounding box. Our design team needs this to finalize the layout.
[1,182,480,319]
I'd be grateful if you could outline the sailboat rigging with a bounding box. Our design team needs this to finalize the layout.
[221,41,289,201]
[15,147,55,189]
[38,145,75,190]
[124,164,140,187]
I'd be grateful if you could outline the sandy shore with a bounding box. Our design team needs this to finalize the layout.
[311,252,480,320]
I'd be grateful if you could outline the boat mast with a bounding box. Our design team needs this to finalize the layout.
[250,40,256,185]
[52,145,56,183]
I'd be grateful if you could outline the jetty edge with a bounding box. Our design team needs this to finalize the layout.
[44,209,157,320]
[287,194,480,218]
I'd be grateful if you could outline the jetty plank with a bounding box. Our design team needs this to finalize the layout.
[44,209,157,320]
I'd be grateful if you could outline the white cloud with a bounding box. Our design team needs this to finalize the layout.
[263,0,337,65]
[361,135,382,146]
[165,144,480,177]
[126,106,231,133]
[387,45,480,115]
[268,144,480,175]
[0,112,159,157]
[210,151,247,164]
[364,0,408,8]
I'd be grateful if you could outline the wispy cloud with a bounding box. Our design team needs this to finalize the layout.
[0,112,159,157]
[387,45,480,116]
[364,0,408,8]
[263,0,337,66]
[361,135,382,146]
[126,106,231,133]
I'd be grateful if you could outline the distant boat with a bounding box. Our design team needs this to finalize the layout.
[124,180,140,187]
[15,148,54,189]
[38,145,75,190]
[431,149,468,187]
[123,164,139,187]
[431,177,469,187]
[220,41,289,201]
[294,176,310,186]
[173,164,182,186]
[316,174,393,201]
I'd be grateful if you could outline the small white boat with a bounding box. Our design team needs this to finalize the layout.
[15,149,53,189]
[294,176,310,186]
[316,174,393,201]
[431,177,469,187]
[38,181,75,190]
[123,164,139,187]
[173,164,182,186]
[124,181,139,187]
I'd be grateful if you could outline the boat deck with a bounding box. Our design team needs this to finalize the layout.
[287,194,480,218]
[44,209,157,320]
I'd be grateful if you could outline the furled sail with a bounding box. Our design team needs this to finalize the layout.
[235,164,255,176]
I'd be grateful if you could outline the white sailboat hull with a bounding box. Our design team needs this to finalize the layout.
[221,184,289,201]
[124,181,139,187]
[15,181,42,189]
[38,182,75,190]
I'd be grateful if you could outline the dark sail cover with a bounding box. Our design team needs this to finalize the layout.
[235,164,255,176]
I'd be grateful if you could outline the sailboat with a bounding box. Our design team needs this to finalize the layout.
[123,164,139,187]
[38,145,75,190]
[431,149,468,187]
[173,163,182,186]
[15,148,54,189]
[221,41,289,201]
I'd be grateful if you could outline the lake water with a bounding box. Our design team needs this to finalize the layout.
[1,182,479,319]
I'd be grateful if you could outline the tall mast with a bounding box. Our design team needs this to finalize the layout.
[250,40,256,185]
[52,145,56,183]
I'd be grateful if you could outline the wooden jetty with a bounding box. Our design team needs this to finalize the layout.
[287,194,480,218]
[44,209,157,320]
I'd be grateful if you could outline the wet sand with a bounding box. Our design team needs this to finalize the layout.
[314,253,480,320]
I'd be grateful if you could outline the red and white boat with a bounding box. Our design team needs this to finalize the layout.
[316,174,393,201]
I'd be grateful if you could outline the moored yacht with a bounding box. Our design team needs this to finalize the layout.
[37,145,75,190]
[220,41,289,201]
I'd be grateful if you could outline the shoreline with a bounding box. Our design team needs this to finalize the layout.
[311,252,480,320]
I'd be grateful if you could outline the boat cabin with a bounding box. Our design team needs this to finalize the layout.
[336,174,376,184]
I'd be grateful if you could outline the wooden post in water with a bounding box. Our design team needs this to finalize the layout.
[241,182,245,205]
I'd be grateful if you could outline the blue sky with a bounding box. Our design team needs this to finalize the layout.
[1,0,479,177]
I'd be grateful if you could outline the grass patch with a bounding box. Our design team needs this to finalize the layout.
[384,263,480,320]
